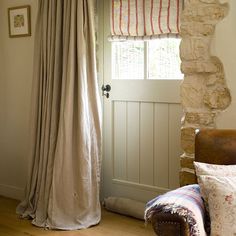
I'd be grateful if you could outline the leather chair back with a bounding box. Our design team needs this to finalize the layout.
[195,129,236,165]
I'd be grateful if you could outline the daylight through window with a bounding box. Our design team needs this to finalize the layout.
[112,38,183,80]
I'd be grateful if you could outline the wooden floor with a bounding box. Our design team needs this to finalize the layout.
[0,196,155,236]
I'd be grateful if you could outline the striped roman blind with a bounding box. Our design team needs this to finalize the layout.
[109,0,182,41]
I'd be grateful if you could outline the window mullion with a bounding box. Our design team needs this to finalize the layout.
[144,42,148,80]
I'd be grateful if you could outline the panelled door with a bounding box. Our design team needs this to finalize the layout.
[99,0,183,202]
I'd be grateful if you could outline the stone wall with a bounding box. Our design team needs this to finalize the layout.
[179,0,231,186]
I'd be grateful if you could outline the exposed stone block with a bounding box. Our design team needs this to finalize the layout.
[181,60,219,74]
[203,87,231,110]
[184,112,216,126]
[206,72,224,86]
[180,23,215,37]
[211,56,224,71]
[184,0,203,6]
[181,127,196,154]
[179,170,197,186]
[180,154,195,169]
[182,4,228,24]
[180,37,211,60]
[184,0,219,4]
[181,81,205,109]
[199,0,218,3]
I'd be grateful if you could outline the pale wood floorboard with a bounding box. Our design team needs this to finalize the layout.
[0,196,155,236]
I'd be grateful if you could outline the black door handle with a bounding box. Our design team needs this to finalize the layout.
[102,84,111,92]
[102,84,111,98]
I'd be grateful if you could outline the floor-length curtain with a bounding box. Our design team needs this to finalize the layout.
[17,0,102,230]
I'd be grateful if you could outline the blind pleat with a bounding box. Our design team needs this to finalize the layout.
[109,0,182,41]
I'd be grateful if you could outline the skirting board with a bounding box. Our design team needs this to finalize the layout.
[0,184,24,200]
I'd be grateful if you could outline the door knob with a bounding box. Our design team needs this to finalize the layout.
[102,84,111,98]
[102,84,111,92]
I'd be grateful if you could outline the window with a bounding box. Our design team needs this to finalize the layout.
[112,38,183,80]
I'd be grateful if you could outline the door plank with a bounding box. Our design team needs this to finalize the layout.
[140,103,154,186]
[168,104,182,189]
[127,102,140,183]
[154,104,169,188]
[113,101,127,180]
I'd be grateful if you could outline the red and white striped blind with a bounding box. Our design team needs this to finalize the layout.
[109,0,182,41]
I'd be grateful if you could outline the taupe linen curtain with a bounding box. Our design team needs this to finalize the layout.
[17,0,102,230]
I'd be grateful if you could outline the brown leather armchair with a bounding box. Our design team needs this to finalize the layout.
[146,129,236,236]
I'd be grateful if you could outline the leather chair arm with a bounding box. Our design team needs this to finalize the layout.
[151,212,190,236]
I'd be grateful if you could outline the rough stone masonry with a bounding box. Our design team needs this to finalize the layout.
[179,0,231,186]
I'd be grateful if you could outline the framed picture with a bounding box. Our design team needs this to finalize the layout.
[8,5,31,38]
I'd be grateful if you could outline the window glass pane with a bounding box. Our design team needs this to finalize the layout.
[112,41,144,80]
[148,38,183,80]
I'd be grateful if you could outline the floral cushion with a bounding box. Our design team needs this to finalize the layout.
[145,184,208,236]
[194,162,236,205]
[194,162,236,177]
[199,175,236,236]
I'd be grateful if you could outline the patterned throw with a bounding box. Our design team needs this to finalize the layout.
[145,184,208,236]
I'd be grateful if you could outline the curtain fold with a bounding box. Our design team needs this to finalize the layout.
[17,0,102,230]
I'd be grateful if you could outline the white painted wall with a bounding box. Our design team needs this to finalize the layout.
[0,0,37,200]
[212,0,236,128]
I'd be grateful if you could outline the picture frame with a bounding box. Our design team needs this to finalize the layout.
[8,5,31,38]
